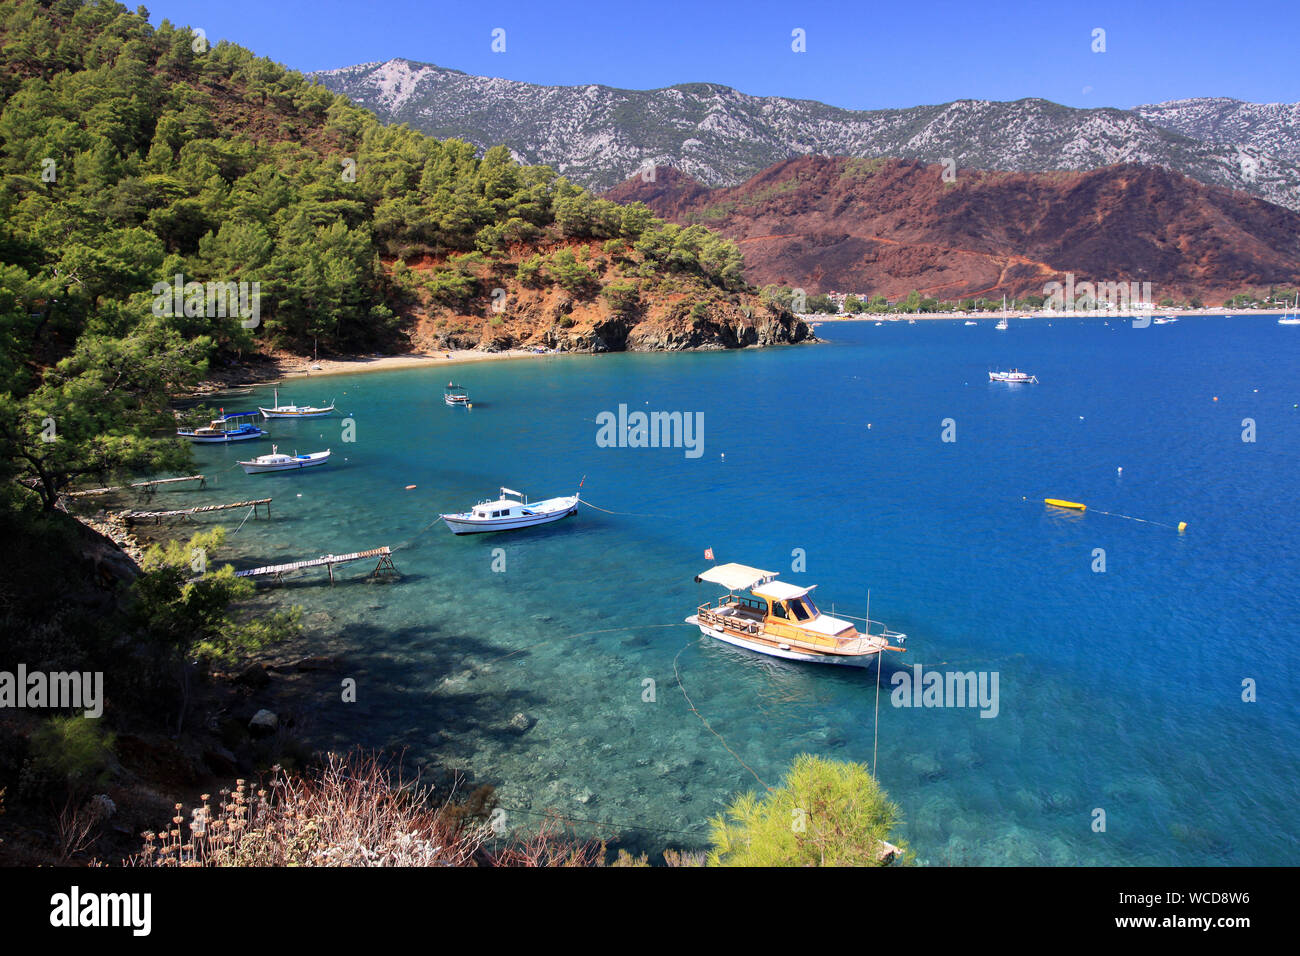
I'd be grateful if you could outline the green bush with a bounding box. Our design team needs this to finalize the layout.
[707,754,902,866]
[20,716,115,801]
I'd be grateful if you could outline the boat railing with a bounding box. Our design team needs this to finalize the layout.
[698,602,763,635]
[828,604,907,643]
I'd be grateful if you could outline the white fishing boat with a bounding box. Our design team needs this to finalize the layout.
[444,382,470,406]
[686,563,906,668]
[238,445,331,474]
[1279,297,1300,324]
[1153,315,1178,324]
[440,486,578,535]
[258,388,335,419]
[989,368,1038,383]
[177,411,268,443]
[964,320,977,325]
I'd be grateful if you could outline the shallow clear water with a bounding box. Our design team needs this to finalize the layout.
[168,316,1299,864]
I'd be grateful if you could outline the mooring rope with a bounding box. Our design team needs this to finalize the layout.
[577,496,673,519]
[1088,509,1178,530]
[673,640,771,791]
[232,504,257,534]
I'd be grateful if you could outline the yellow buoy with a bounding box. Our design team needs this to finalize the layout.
[1045,498,1087,511]
[1178,521,1187,532]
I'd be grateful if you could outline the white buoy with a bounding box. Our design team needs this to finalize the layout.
[1117,467,1122,475]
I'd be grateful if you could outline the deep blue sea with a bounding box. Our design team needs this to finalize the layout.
[168,315,1299,864]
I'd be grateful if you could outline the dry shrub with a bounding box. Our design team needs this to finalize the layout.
[132,752,491,867]
[482,812,605,867]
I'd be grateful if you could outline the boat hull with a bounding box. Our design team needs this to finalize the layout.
[258,409,334,419]
[178,429,267,443]
[441,498,578,534]
[239,455,330,474]
[686,615,878,668]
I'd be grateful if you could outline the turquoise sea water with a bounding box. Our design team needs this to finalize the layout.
[171,316,1299,864]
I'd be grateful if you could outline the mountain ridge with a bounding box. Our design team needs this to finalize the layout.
[603,156,1300,302]
[313,57,1300,211]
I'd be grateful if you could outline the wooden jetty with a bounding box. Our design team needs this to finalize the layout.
[122,498,271,525]
[235,546,397,585]
[68,475,207,497]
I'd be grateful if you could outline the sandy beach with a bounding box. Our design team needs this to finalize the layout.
[275,348,558,380]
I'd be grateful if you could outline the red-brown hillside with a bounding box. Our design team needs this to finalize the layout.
[605,157,1300,302]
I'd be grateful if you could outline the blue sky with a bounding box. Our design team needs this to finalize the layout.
[145,0,1299,109]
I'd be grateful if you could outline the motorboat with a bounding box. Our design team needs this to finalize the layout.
[177,411,268,443]
[238,445,330,474]
[440,486,578,534]
[258,388,335,419]
[444,383,470,406]
[989,368,1038,383]
[686,563,906,668]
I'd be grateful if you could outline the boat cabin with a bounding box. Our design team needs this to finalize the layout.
[694,563,859,649]
[471,487,531,519]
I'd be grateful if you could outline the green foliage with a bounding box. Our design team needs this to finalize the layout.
[707,754,902,867]
[546,248,596,297]
[600,280,640,314]
[21,716,115,800]
[0,0,753,374]
[131,527,299,666]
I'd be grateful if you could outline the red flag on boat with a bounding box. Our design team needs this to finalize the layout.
[704,547,714,561]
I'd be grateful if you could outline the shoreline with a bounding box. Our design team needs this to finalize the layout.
[191,347,567,394]
[804,307,1294,322]
[277,348,559,381]
[188,305,1285,393]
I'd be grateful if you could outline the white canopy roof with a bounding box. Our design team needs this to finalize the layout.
[752,580,815,602]
[696,563,775,592]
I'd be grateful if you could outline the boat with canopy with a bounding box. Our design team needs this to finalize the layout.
[177,411,268,443]
[686,563,907,668]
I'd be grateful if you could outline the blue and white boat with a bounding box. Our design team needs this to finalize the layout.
[238,445,330,474]
[177,411,268,443]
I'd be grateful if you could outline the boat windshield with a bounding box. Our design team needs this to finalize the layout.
[787,597,819,621]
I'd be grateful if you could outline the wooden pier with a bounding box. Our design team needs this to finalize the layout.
[122,498,271,525]
[68,474,207,497]
[235,546,397,585]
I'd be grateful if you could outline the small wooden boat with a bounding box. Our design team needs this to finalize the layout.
[177,412,268,443]
[1153,315,1178,324]
[258,389,335,419]
[443,382,470,406]
[440,486,577,534]
[686,563,906,668]
[238,445,330,474]
[989,368,1038,383]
